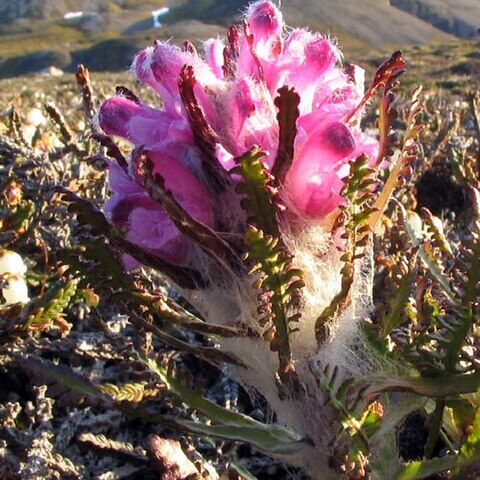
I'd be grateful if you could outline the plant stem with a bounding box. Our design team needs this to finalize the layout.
[425,398,446,459]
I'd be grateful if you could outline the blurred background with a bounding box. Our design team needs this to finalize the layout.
[0,0,478,79]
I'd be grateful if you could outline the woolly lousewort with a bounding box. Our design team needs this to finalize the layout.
[93,4,420,477]
[98,0,378,269]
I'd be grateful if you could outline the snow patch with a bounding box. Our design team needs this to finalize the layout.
[64,11,84,20]
[151,7,169,28]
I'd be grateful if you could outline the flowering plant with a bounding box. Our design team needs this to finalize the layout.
[98,1,379,268]
[48,1,480,479]
[90,1,415,477]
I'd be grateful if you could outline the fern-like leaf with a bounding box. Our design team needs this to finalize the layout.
[316,155,377,342]
[77,433,147,463]
[272,86,300,185]
[380,250,418,337]
[234,147,304,384]
[23,279,78,332]
[370,86,424,230]
[233,147,279,236]
[313,362,382,480]
[245,226,304,378]
[421,207,454,259]
[97,381,159,403]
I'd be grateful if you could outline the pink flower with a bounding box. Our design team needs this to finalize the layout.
[104,152,213,269]
[99,0,378,267]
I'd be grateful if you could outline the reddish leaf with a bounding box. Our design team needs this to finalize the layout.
[222,25,240,78]
[91,132,128,172]
[345,51,406,123]
[178,65,231,191]
[272,86,300,185]
[115,85,140,104]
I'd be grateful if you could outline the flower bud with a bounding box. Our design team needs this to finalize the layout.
[246,1,283,57]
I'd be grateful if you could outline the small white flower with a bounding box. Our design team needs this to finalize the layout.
[0,250,27,276]
[0,250,29,305]
[21,124,37,144]
[2,275,30,305]
[26,108,46,127]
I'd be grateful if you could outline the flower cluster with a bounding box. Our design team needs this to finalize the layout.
[98,0,378,268]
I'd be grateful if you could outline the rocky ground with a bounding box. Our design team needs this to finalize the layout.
[0,36,478,480]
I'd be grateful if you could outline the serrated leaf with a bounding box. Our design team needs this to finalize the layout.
[245,226,304,380]
[398,201,459,307]
[316,155,376,340]
[272,86,300,185]
[23,279,78,331]
[233,147,279,236]
[98,381,158,403]
[179,65,231,191]
[370,85,423,230]
[382,255,417,337]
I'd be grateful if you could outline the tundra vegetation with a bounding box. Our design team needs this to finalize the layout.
[0,2,479,479]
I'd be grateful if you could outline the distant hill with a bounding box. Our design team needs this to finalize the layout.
[0,1,119,23]
[0,0,477,78]
[390,0,479,39]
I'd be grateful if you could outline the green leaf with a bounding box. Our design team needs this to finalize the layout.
[395,455,457,480]
[22,357,112,406]
[369,370,480,397]
[97,381,158,403]
[233,147,279,237]
[398,201,459,306]
[245,226,304,381]
[461,407,480,460]
[172,419,304,455]
[316,155,376,341]
[229,459,259,480]
[234,149,304,384]
[142,356,305,455]
[23,279,78,330]
[381,256,417,337]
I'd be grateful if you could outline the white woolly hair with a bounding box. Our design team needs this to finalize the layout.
[179,211,390,475]
[129,45,154,80]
